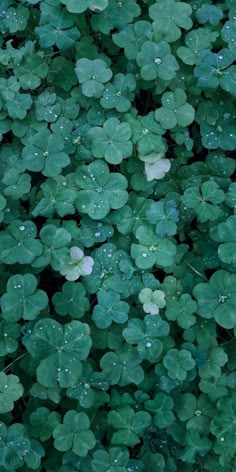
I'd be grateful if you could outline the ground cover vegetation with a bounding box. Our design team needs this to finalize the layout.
[0,0,236,470]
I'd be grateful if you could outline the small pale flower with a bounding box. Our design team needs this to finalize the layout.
[60,247,94,281]
[145,158,171,181]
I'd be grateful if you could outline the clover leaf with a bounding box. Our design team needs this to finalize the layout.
[196,5,223,25]
[91,447,129,472]
[23,318,92,387]
[32,178,77,218]
[34,91,61,122]
[14,54,49,90]
[198,346,228,380]
[88,117,132,164]
[108,406,151,446]
[82,243,126,294]
[24,438,45,470]
[113,21,153,60]
[146,199,179,236]
[100,73,136,112]
[163,348,195,381]
[75,160,128,219]
[194,49,236,96]
[32,224,71,271]
[66,362,109,408]
[62,0,108,14]
[0,194,6,222]
[149,0,192,42]
[2,169,31,200]
[0,321,21,357]
[0,274,48,321]
[131,224,176,269]
[29,407,60,442]
[127,111,166,157]
[145,393,174,429]
[6,92,32,120]
[100,345,144,386]
[193,270,236,329]
[180,429,211,463]
[110,195,150,236]
[142,453,165,472]
[0,422,31,470]
[166,294,197,329]
[92,290,129,328]
[53,410,96,456]
[122,314,169,361]
[90,0,141,34]
[35,6,80,50]
[52,282,89,318]
[0,373,23,414]
[181,181,224,222]
[138,288,166,315]
[222,20,236,55]
[137,40,179,81]
[0,220,42,264]
[211,215,236,266]
[22,129,70,177]
[210,393,236,447]
[59,247,94,281]
[177,28,218,65]
[155,89,195,129]
[2,5,29,33]
[76,58,112,98]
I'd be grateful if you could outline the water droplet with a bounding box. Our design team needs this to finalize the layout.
[19,225,25,231]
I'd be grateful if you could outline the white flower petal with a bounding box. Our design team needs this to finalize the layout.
[145,159,171,181]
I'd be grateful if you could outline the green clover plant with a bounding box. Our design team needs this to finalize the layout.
[0,0,235,469]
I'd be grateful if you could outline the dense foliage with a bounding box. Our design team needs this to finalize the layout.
[0,0,236,470]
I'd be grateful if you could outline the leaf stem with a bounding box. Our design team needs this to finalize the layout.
[183,260,208,281]
[2,352,28,373]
